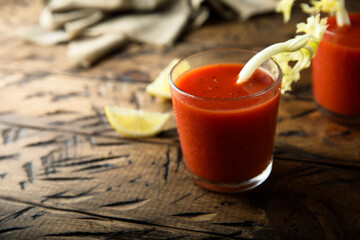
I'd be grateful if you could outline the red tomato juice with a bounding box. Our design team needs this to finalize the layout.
[171,63,281,191]
[312,13,360,121]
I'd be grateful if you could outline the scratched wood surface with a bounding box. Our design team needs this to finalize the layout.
[0,1,360,239]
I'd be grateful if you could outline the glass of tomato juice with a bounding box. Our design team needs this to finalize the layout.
[169,48,282,192]
[312,13,360,125]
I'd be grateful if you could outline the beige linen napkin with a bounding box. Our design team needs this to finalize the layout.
[18,0,278,67]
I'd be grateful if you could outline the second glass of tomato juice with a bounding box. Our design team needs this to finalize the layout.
[312,13,360,125]
[169,49,282,192]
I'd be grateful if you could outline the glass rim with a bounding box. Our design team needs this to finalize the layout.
[169,48,282,102]
[324,27,360,40]
[324,13,360,40]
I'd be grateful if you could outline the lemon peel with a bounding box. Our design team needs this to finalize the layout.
[146,59,180,99]
[301,0,350,26]
[104,106,170,138]
[237,15,328,94]
[276,0,296,23]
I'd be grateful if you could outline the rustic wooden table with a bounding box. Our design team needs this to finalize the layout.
[0,1,359,239]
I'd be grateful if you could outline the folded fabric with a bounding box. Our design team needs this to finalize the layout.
[17,0,278,67]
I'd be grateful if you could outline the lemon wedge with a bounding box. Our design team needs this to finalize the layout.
[104,106,170,138]
[146,59,180,99]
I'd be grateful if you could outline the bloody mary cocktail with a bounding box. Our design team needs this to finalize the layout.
[169,49,282,192]
[312,13,360,125]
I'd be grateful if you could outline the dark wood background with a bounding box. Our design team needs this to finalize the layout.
[0,1,359,239]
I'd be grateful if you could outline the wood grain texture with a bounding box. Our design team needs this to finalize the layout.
[0,1,359,239]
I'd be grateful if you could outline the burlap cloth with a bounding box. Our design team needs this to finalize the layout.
[18,0,278,67]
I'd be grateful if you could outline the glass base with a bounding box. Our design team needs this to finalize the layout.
[316,102,360,126]
[188,161,272,193]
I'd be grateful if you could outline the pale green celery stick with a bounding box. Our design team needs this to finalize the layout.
[237,14,328,93]
[301,0,350,26]
[237,34,312,84]
[336,4,351,26]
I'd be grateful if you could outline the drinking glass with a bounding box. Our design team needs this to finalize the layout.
[312,13,360,125]
[169,48,282,192]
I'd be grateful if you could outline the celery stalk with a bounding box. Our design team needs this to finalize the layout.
[237,34,311,84]
[301,0,351,26]
[237,15,328,93]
